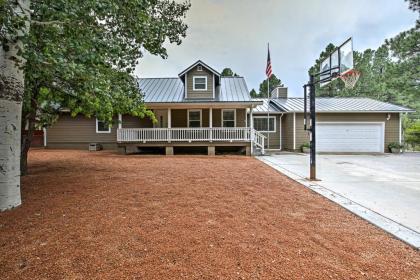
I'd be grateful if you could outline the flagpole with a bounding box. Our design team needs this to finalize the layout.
[267,43,270,151]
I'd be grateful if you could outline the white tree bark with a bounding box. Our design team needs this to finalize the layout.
[0,0,30,211]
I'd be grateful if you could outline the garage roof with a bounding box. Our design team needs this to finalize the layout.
[138,77,256,103]
[269,98,414,113]
[252,98,284,114]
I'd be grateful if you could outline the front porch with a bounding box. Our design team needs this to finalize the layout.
[116,127,265,155]
[116,106,265,155]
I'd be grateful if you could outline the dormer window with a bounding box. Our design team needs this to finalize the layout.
[197,65,203,71]
[193,76,207,91]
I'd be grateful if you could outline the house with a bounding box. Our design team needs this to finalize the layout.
[45,60,265,155]
[252,86,414,153]
[44,60,413,155]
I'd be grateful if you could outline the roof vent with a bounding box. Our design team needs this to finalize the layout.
[271,87,287,99]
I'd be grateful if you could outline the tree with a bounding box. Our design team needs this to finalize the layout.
[0,0,190,210]
[258,74,283,97]
[221,68,234,76]
[19,0,190,175]
[406,0,420,13]
[405,120,420,150]
[385,25,420,119]
[308,43,338,97]
[0,0,31,210]
[249,89,258,98]
[221,67,239,77]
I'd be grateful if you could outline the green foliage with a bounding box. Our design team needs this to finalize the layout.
[221,67,239,77]
[406,0,420,13]
[405,120,420,149]
[249,88,258,98]
[21,0,191,127]
[300,142,310,148]
[388,142,404,149]
[258,74,283,97]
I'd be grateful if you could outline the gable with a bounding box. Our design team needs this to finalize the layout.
[185,65,215,99]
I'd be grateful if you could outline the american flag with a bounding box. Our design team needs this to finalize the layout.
[266,44,272,78]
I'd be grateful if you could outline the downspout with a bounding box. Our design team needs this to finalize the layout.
[279,113,284,150]
[43,127,47,147]
[293,112,296,151]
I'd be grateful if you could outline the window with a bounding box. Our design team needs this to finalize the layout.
[188,110,202,127]
[96,118,111,133]
[253,116,276,132]
[197,65,203,71]
[193,76,207,91]
[222,109,236,127]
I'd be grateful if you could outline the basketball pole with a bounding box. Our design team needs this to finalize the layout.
[309,74,316,180]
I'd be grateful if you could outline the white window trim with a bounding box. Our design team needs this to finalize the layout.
[193,76,208,91]
[96,118,111,133]
[253,116,276,133]
[187,109,202,128]
[221,109,236,127]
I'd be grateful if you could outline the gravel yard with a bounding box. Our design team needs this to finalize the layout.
[0,150,419,279]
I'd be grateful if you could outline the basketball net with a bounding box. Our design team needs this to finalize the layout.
[339,69,360,89]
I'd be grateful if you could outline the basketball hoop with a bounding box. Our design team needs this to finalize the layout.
[339,69,360,89]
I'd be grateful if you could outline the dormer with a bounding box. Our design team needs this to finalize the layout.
[178,60,221,100]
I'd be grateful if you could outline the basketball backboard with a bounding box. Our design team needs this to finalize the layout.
[320,38,353,87]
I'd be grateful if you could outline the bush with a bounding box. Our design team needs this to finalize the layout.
[300,142,310,149]
[405,121,420,150]
[388,142,404,151]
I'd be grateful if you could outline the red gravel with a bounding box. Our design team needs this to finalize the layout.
[0,149,419,279]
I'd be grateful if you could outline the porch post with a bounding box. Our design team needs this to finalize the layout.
[118,114,122,129]
[168,108,171,142]
[209,107,213,142]
[250,107,254,155]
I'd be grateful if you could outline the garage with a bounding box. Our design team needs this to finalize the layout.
[316,122,385,153]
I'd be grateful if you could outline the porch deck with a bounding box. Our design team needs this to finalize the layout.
[116,127,265,155]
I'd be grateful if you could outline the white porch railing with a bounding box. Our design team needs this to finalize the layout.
[117,127,265,154]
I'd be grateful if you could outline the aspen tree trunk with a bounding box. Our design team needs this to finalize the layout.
[0,0,30,211]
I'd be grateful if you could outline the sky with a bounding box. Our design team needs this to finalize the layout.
[135,0,418,97]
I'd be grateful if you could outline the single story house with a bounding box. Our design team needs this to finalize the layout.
[45,60,413,155]
[252,87,414,153]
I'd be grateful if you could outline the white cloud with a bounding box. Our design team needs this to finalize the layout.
[135,0,418,97]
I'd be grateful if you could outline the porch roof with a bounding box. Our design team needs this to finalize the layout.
[138,77,257,104]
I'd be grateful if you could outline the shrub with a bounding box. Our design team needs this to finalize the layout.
[388,142,404,151]
[300,143,310,149]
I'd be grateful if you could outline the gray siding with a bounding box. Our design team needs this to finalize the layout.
[254,114,281,149]
[186,66,214,99]
[47,114,118,149]
[122,115,153,128]
[282,113,295,150]
[47,114,153,149]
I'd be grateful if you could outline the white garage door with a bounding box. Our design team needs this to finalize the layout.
[316,122,384,153]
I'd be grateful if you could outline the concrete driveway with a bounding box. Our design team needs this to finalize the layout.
[259,152,420,233]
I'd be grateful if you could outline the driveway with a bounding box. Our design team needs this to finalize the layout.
[260,152,420,233]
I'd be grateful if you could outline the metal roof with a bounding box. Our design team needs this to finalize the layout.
[138,77,255,103]
[252,98,283,114]
[270,97,414,113]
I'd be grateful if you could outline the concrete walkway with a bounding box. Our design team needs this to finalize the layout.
[258,152,420,249]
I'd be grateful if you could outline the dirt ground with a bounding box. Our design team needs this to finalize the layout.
[0,150,419,280]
